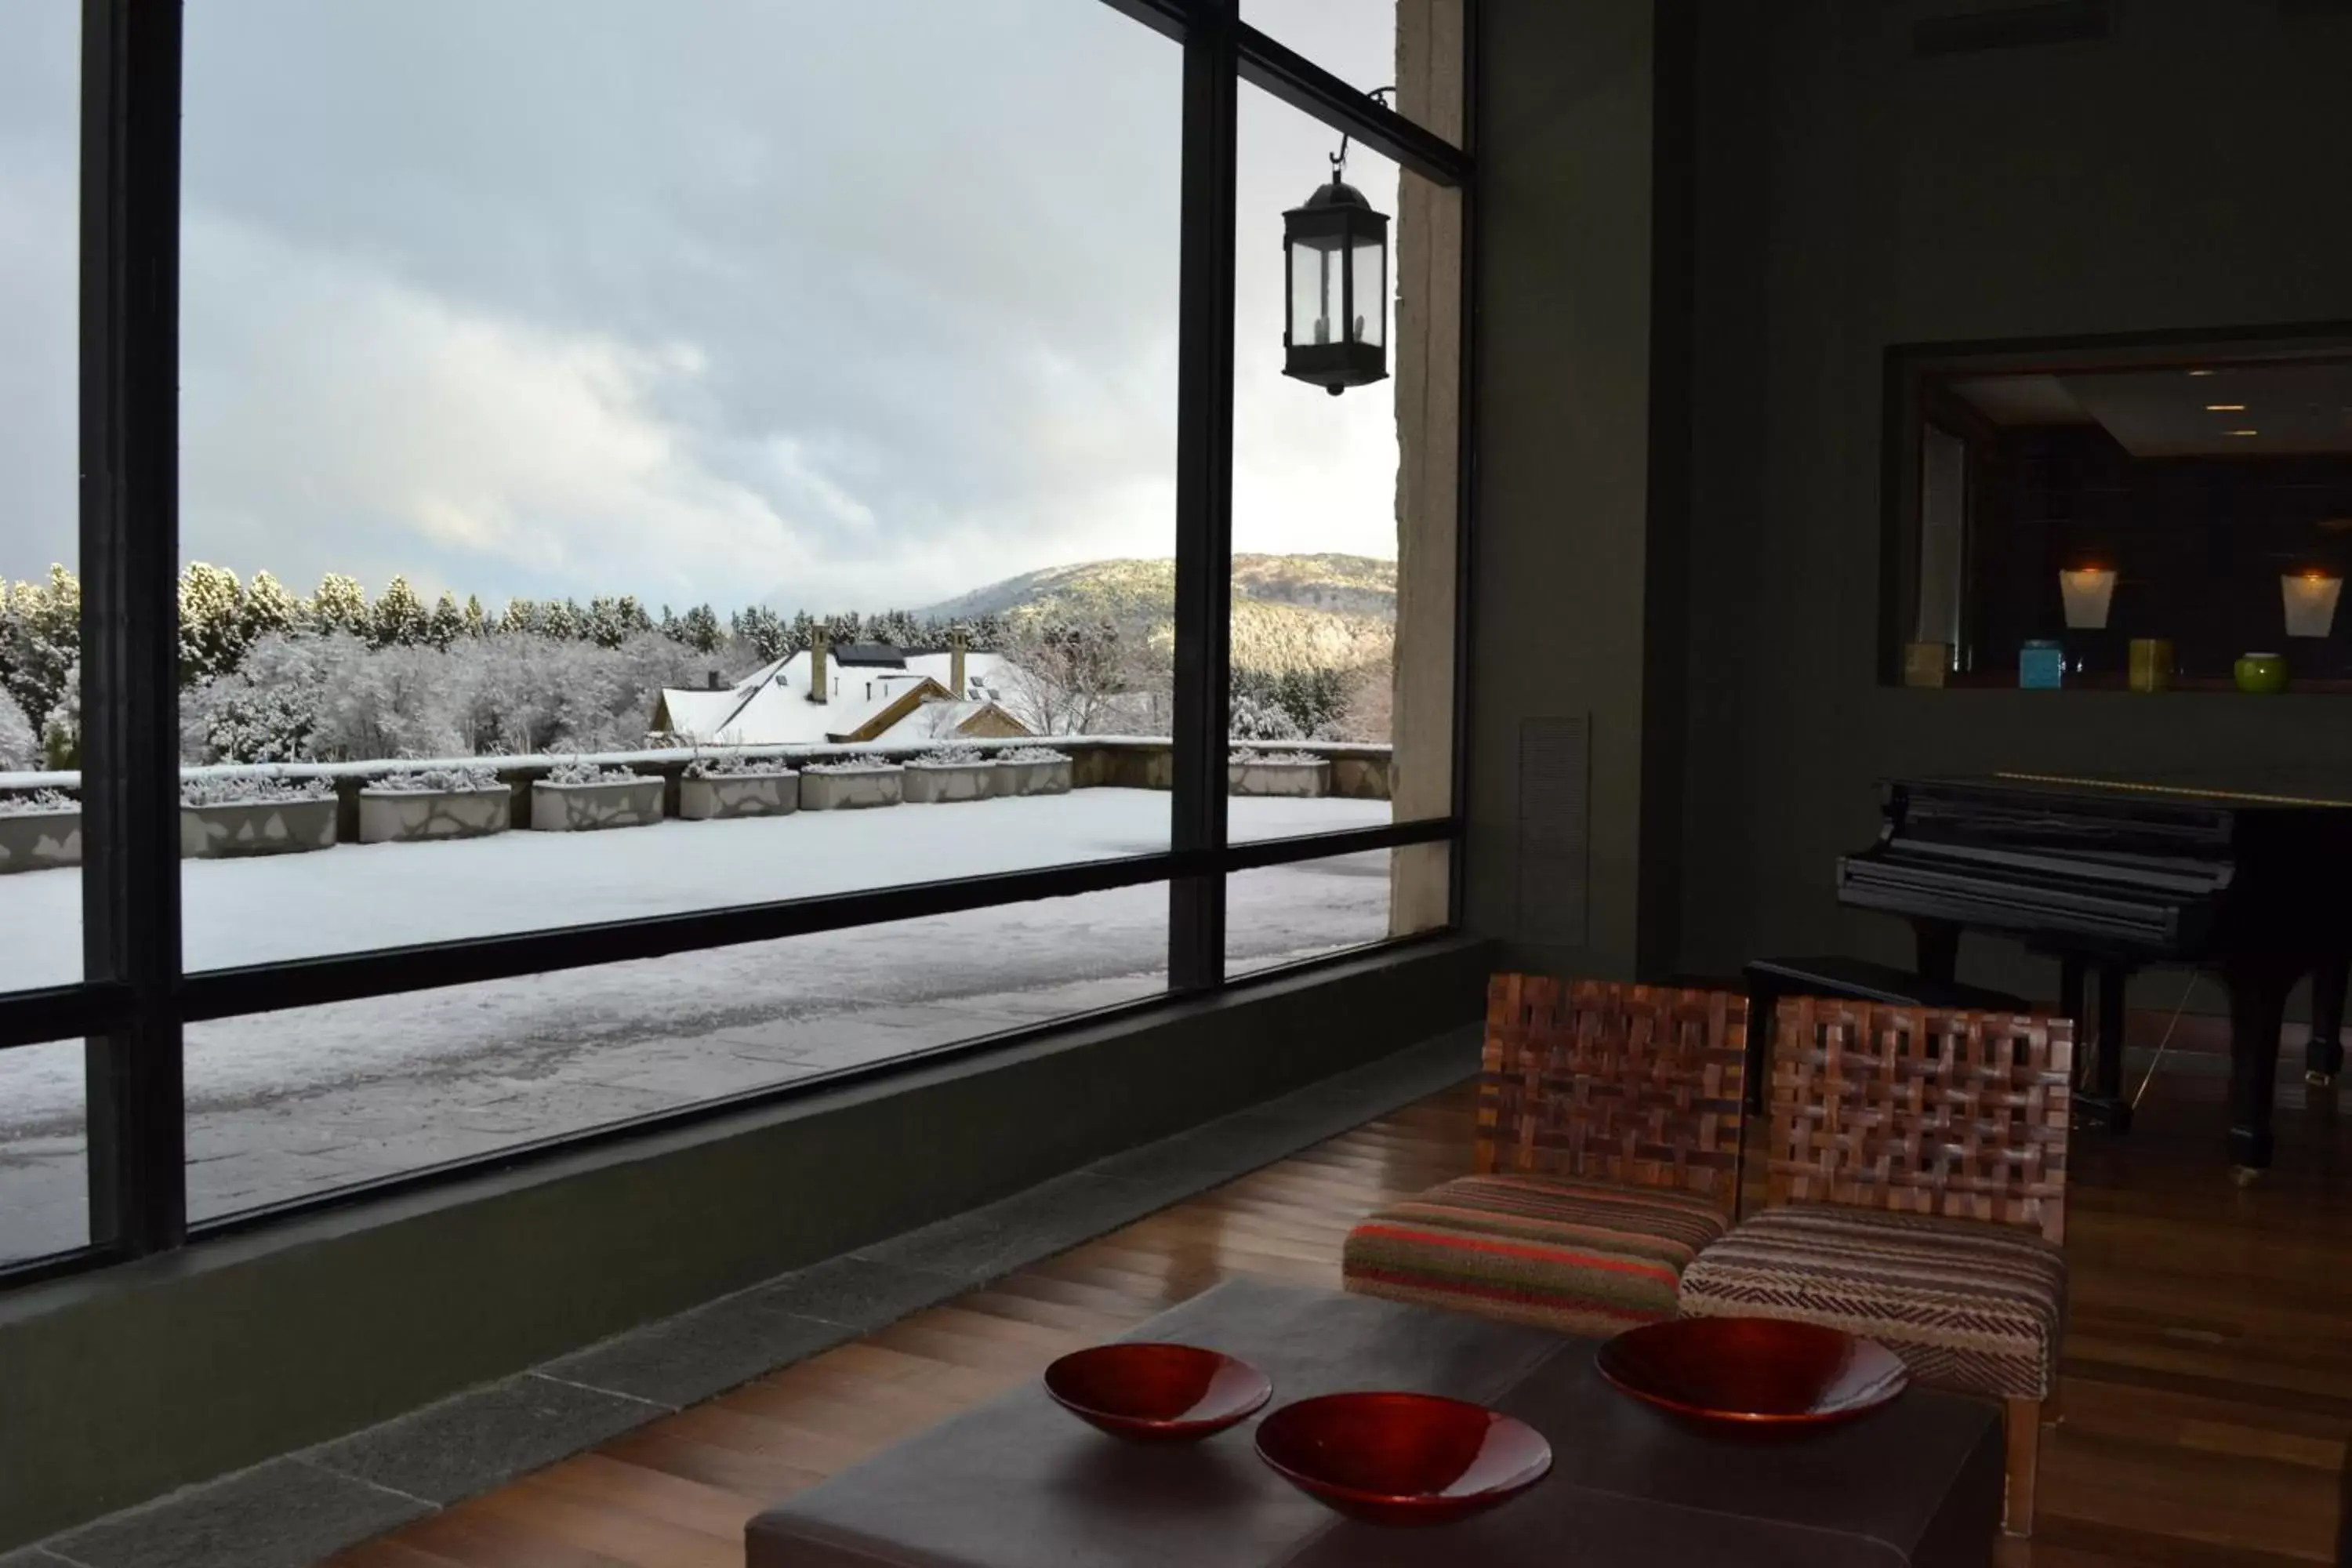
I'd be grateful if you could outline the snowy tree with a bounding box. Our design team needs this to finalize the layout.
[178,561,248,684]
[0,565,81,729]
[998,618,1130,735]
[676,603,724,655]
[41,658,79,768]
[311,573,369,637]
[426,592,465,650]
[0,688,38,770]
[1228,690,1303,742]
[372,575,430,648]
[733,605,787,662]
[543,599,583,640]
[241,569,302,648]
[462,593,489,638]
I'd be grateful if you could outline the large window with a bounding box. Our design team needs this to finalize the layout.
[0,0,1470,1282]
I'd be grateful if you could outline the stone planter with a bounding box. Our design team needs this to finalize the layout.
[529,777,663,831]
[902,761,996,804]
[180,797,339,859]
[0,809,81,875]
[1228,757,1332,798]
[799,767,904,811]
[680,771,800,821]
[358,787,511,844]
[990,758,1073,798]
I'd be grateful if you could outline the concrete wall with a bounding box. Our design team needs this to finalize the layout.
[0,938,1491,1549]
[1671,0,2352,1007]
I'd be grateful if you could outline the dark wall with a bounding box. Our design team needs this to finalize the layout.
[1679,0,2352,1004]
[1467,0,1674,977]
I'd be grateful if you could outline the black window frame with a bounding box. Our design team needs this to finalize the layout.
[1,0,1478,1289]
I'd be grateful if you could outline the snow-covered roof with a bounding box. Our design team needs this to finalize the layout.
[655,647,1025,746]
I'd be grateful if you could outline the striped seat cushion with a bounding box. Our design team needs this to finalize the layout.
[1341,1174,1731,1336]
[1677,1205,2067,1400]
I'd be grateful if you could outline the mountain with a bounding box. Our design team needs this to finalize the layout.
[920,554,1395,675]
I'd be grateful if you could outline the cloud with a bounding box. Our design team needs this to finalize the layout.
[1,0,1412,610]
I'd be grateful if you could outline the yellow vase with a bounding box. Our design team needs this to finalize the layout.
[2128,639,2172,694]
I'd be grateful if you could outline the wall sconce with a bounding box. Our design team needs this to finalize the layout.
[2283,572,2343,639]
[2058,567,2117,630]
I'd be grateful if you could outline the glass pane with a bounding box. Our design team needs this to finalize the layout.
[187,886,1168,1225]
[0,2,83,993]
[1236,84,1459,833]
[1225,843,1446,978]
[0,1040,88,1265]
[1290,242,1333,347]
[177,1,1178,967]
[1349,237,1385,349]
[1243,0,1465,146]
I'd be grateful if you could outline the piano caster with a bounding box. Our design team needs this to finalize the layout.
[2231,1165,2265,1189]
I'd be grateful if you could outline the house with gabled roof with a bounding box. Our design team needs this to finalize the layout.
[652,640,1030,747]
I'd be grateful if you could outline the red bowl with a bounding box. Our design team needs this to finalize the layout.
[1044,1342,1273,1442]
[1596,1317,1908,1435]
[1254,1392,1552,1526]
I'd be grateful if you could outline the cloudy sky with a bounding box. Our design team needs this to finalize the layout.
[0,1,1410,615]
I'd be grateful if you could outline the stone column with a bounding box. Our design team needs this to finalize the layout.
[1390,0,1467,936]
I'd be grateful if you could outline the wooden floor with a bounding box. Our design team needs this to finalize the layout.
[325,1061,2352,1568]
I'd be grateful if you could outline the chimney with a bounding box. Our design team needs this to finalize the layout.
[706,669,720,691]
[808,630,828,704]
[949,624,968,700]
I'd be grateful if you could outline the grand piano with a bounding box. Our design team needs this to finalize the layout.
[1838,773,2352,1174]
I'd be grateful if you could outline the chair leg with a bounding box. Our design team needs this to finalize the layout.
[2003,1396,2040,1537]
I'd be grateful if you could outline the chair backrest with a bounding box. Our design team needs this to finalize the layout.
[1766,995,2073,1245]
[1476,974,1749,1210]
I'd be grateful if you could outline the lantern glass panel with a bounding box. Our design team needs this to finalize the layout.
[1290,240,1337,347]
[1348,231,1385,348]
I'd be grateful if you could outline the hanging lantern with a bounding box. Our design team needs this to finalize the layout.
[1283,176,1389,396]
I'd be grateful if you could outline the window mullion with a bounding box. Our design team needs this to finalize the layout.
[79,0,187,1257]
[1167,0,1238,993]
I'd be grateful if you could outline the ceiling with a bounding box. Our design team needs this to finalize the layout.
[1947,359,2352,456]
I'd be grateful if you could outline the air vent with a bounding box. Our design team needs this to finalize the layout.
[1515,716,1590,949]
[1912,1,2110,56]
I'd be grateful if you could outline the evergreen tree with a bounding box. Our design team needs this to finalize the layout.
[312,572,369,637]
[177,561,247,684]
[543,599,583,640]
[733,604,786,662]
[678,603,724,655]
[462,593,489,638]
[371,574,430,648]
[426,591,464,650]
[0,565,82,726]
[500,597,541,637]
[241,569,302,647]
[786,610,818,655]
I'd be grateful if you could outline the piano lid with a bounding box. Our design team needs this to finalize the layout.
[1984,772,2352,811]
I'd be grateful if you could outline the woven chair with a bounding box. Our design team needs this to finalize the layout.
[1676,996,2072,1536]
[1341,974,1748,1336]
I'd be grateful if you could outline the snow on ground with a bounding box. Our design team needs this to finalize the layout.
[0,790,1399,1261]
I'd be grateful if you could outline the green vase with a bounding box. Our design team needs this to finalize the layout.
[2234,652,2288,694]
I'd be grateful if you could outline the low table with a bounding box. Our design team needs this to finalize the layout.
[746,1278,2003,1566]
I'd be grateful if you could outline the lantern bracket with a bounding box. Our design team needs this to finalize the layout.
[1327,85,1397,187]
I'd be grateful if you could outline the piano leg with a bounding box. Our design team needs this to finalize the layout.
[1914,920,1961,986]
[2307,955,2349,1087]
[2225,965,2290,1180]
[2074,962,2134,1134]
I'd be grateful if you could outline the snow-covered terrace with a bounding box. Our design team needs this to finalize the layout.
[0,789,1396,1263]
